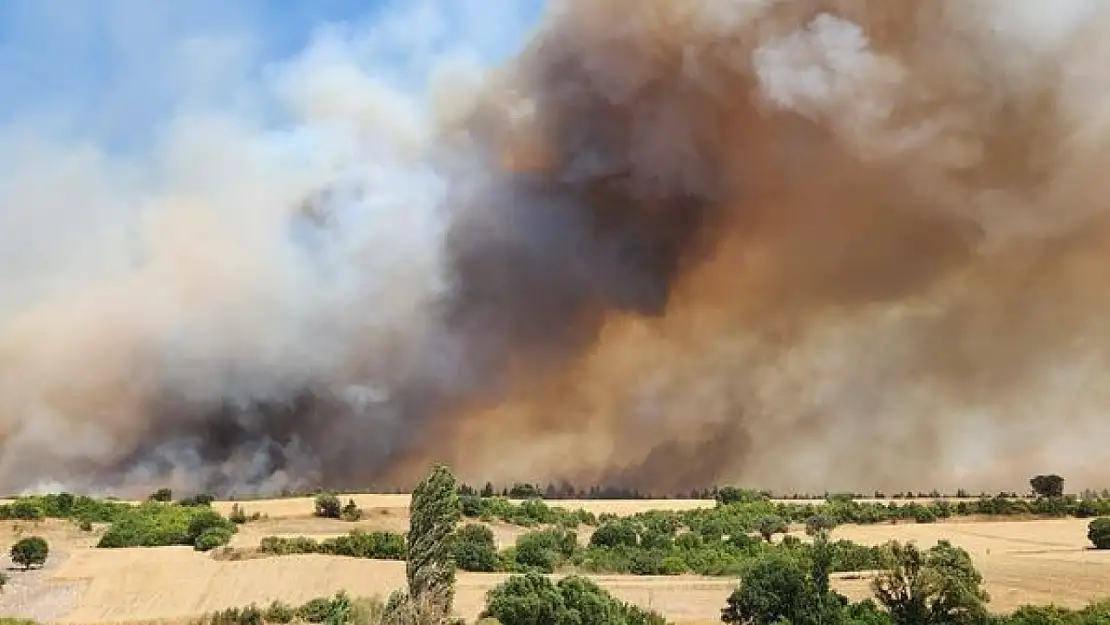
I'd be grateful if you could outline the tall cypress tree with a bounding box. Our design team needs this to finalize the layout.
[385,463,462,624]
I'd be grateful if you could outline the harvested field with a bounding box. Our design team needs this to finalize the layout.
[1,502,1108,623]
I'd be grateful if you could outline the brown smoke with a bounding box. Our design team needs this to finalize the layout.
[4,0,1110,496]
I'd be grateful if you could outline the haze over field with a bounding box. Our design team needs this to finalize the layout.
[4,0,1110,496]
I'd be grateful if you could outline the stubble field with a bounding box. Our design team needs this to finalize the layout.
[2,496,1109,624]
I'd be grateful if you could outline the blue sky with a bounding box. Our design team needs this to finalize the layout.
[0,0,545,148]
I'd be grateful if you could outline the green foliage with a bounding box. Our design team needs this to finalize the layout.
[0,494,132,523]
[590,520,639,549]
[1087,518,1110,550]
[341,499,363,522]
[179,494,215,507]
[482,572,668,625]
[228,504,247,524]
[195,527,235,551]
[716,488,769,505]
[756,515,788,542]
[96,502,237,549]
[10,536,48,570]
[197,592,367,625]
[1030,475,1065,499]
[454,524,499,572]
[149,488,173,502]
[388,463,462,623]
[258,530,406,560]
[872,540,989,625]
[805,514,837,536]
[315,493,342,519]
[460,495,597,528]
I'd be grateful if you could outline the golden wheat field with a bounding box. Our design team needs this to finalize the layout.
[2,496,1110,624]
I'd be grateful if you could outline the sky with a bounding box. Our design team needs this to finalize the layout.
[0,0,545,151]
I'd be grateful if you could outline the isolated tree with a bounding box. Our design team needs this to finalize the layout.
[384,464,462,624]
[757,515,789,542]
[454,524,499,572]
[1088,518,1110,549]
[805,515,837,537]
[1029,475,1065,499]
[314,492,342,519]
[10,536,49,570]
[721,552,816,625]
[872,540,989,625]
[148,487,173,503]
[341,499,363,522]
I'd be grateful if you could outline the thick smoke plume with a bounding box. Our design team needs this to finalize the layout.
[4,0,1110,496]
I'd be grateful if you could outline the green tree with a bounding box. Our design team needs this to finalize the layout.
[872,541,989,625]
[1087,518,1110,549]
[756,515,788,543]
[341,499,363,522]
[384,464,462,624]
[148,488,173,503]
[454,524,499,572]
[10,536,49,570]
[315,493,342,519]
[806,515,838,537]
[721,552,818,625]
[1029,475,1064,499]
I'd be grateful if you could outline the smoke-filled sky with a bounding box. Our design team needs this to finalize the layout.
[4,0,1110,497]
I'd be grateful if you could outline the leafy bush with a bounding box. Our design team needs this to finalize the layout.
[455,524,500,572]
[195,527,234,551]
[314,493,341,519]
[340,499,362,522]
[257,530,406,560]
[97,503,236,549]
[10,536,48,570]
[148,488,173,503]
[482,572,666,625]
[1088,518,1110,549]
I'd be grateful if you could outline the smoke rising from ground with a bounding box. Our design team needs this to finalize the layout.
[4,0,1110,496]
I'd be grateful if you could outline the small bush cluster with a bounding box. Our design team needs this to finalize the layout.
[459,495,597,527]
[482,573,666,625]
[96,503,237,551]
[195,592,382,625]
[10,536,49,570]
[258,531,405,560]
[0,493,132,524]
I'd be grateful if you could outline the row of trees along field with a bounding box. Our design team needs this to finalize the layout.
[4,468,1110,624]
[202,466,1110,625]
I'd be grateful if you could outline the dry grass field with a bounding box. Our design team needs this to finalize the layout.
[1,496,1108,624]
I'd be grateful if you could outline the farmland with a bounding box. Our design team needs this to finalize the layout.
[2,490,1110,624]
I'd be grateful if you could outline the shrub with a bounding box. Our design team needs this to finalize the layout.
[589,521,639,549]
[455,524,500,572]
[228,504,248,524]
[314,493,342,519]
[179,494,214,507]
[340,499,363,522]
[78,518,93,532]
[195,527,234,551]
[10,536,48,570]
[148,488,173,503]
[8,500,43,521]
[263,600,296,624]
[97,503,236,549]
[805,515,837,536]
[482,572,667,625]
[1088,518,1110,549]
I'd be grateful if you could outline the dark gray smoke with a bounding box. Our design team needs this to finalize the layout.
[5,0,1110,496]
